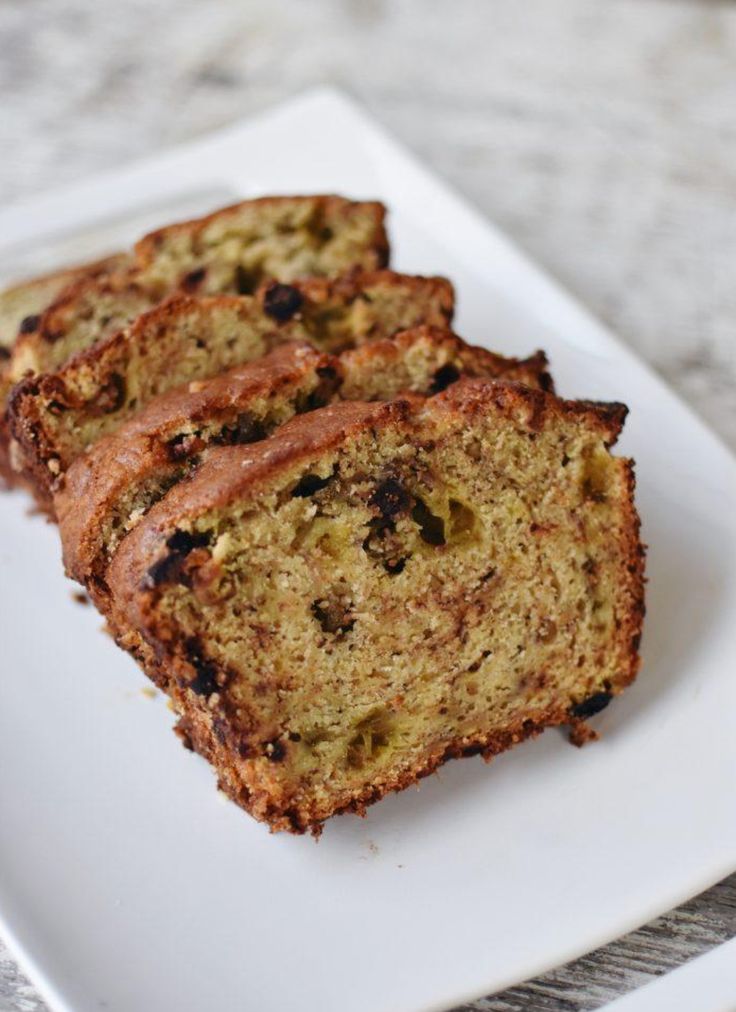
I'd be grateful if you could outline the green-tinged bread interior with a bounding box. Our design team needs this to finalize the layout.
[55,330,550,605]
[134,196,388,297]
[9,274,453,496]
[109,382,643,833]
[5,196,389,387]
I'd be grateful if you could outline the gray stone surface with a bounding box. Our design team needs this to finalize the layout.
[1,1,734,1009]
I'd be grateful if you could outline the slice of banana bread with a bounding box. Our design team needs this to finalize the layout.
[58,342,338,605]
[133,194,389,298]
[106,380,644,835]
[9,272,453,500]
[0,253,127,351]
[5,196,388,386]
[0,254,128,484]
[56,330,551,607]
[1,196,388,486]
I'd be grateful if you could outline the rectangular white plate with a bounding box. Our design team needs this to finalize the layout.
[1,88,735,1012]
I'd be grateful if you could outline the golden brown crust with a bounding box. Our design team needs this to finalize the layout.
[429,376,627,445]
[0,252,128,350]
[115,380,627,549]
[285,268,452,322]
[174,695,570,835]
[55,326,551,612]
[105,379,644,835]
[115,401,401,584]
[9,275,455,511]
[135,195,389,274]
[340,326,553,396]
[57,342,336,595]
[1,195,391,490]
[8,271,455,504]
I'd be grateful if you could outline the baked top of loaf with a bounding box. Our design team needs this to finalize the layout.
[9,271,453,499]
[0,253,128,483]
[0,253,127,353]
[56,328,551,603]
[107,379,644,834]
[5,196,388,386]
[57,342,337,600]
[134,195,389,297]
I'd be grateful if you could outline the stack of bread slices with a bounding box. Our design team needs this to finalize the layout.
[0,195,644,835]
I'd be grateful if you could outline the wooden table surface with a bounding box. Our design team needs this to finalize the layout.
[1,1,734,1009]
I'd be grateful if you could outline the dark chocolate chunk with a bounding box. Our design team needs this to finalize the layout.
[144,529,211,587]
[19,314,41,334]
[166,528,211,554]
[262,282,304,322]
[411,497,446,546]
[297,364,341,412]
[369,477,412,519]
[292,472,332,498]
[312,597,355,635]
[234,265,258,295]
[89,373,126,416]
[265,739,287,762]
[317,365,338,383]
[216,412,267,446]
[180,267,207,291]
[430,363,461,394]
[184,639,221,697]
[189,662,219,697]
[570,692,612,719]
[145,553,184,587]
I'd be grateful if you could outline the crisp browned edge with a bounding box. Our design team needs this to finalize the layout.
[0,255,128,487]
[0,252,127,350]
[134,195,390,271]
[1,196,391,490]
[16,198,388,358]
[5,293,252,504]
[7,271,455,503]
[344,325,553,392]
[56,341,337,596]
[0,252,125,303]
[0,271,149,493]
[9,270,147,370]
[107,380,645,835]
[56,326,552,598]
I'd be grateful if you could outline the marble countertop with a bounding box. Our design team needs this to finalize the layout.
[1,1,734,1009]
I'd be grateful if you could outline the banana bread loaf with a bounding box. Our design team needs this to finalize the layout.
[9,272,453,500]
[0,253,128,483]
[1,196,389,486]
[0,253,127,351]
[5,196,388,386]
[106,379,644,835]
[56,329,551,608]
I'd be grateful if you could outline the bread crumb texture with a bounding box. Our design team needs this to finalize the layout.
[109,381,643,834]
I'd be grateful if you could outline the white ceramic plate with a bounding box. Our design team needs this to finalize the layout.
[1,88,734,1012]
